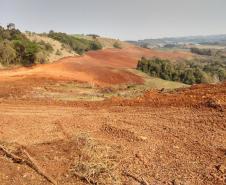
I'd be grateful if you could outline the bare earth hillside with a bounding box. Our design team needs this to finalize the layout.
[0,46,225,185]
[0,47,193,86]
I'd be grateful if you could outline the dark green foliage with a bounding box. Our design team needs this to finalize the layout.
[86,34,100,39]
[13,39,39,65]
[7,23,15,30]
[0,24,51,66]
[191,47,212,56]
[48,31,102,55]
[191,48,226,58]
[203,61,226,81]
[89,41,103,50]
[37,40,54,52]
[137,57,226,84]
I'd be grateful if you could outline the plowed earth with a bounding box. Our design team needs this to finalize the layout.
[0,47,193,87]
[0,48,225,185]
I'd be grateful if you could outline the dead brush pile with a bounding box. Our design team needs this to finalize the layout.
[70,134,123,185]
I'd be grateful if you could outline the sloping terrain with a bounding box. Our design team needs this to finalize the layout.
[1,45,225,185]
[74,35,133,49]
[26,33,78,62]
[0,47,193,87]
[0,82,225,185]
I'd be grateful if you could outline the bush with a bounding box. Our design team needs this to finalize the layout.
[13,39,39,65]
[0,40,17,65]
[55,49,62,56]
[113,41,122,49]
[38,40,54,52]
[89,41,102,50]
[190,48,213,56]
[35,51,47,64]
[86,34,100,39]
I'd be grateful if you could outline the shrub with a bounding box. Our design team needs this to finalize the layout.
[113,41,122,49]
[38,40,54,52]
[35,51,47,64]
[86,34,100,39]
[89,41,102,50]
[55,49,62,56]
[0,40,17,65]
[190,47,215,56]
[13,39,39,65]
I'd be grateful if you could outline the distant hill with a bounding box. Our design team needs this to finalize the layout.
[73,34,133,49]
[128,34,226,48]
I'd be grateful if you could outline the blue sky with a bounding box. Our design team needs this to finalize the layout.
[1,0,226,40]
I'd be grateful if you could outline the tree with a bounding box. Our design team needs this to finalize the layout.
[136,57,224,85]
[49,30,54,34]
[7,23,15,30]
[13,40,39,65]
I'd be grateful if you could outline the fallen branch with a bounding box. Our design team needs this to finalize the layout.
[123,171,150,185]
[22,149,58,185]
[73,171,96,185]
[0,144,57,185]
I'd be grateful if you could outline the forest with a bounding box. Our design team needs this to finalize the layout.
[137,57,226,84]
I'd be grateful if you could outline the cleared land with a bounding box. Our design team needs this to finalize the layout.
[0,82,225,185]
[0,46,225,185]
[0,47,193,87]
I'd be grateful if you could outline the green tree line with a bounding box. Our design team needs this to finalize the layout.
[137,57,226,85]
[0,24,53,66]
[48,31,102,55]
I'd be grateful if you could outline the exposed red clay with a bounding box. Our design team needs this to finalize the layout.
[0,47,193,87]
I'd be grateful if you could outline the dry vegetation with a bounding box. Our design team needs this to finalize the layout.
[77,35,133,49]
[70,134,122,185]
[26,33,78,62]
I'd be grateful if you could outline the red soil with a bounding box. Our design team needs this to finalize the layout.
[0,47,193,87]
[0,81,225,185]
[0,45,225,185]
[3,47,225,185]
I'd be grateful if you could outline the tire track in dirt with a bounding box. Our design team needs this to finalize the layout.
[0,82,225,184]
